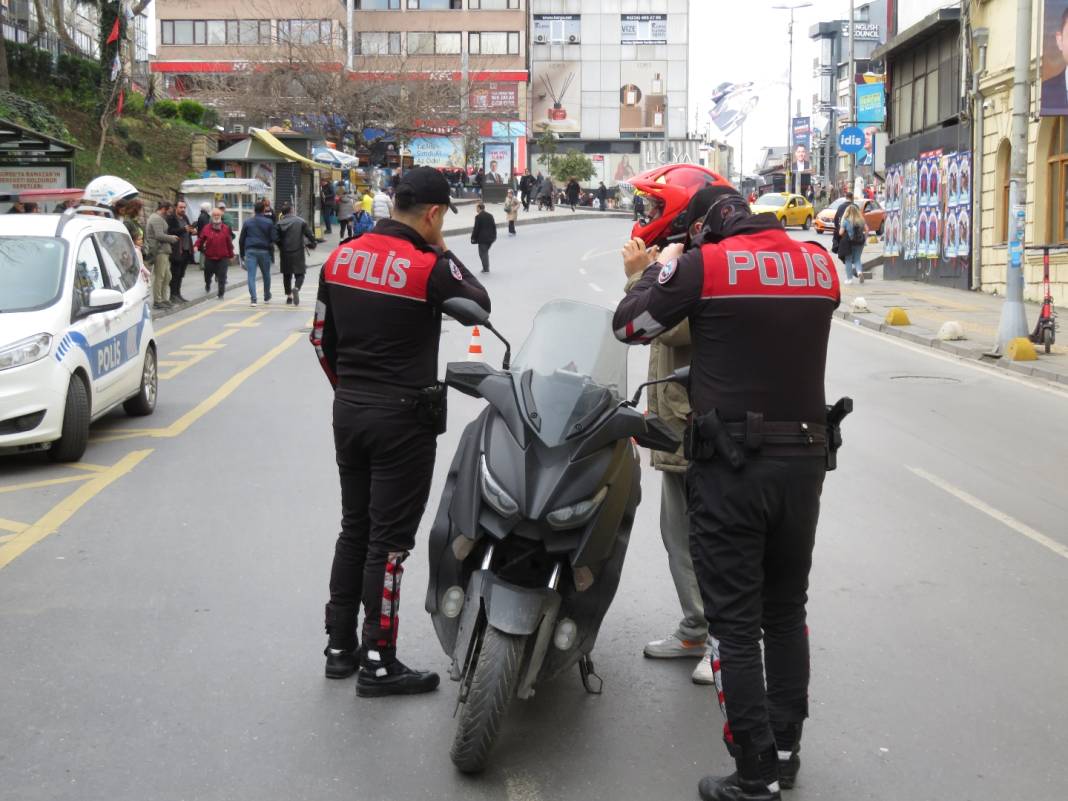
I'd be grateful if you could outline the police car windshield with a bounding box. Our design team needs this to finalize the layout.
[511,300,629,447]
[757,193,787,207]
[0,237,67,312]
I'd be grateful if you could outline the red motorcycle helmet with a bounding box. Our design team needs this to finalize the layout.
[630,164,734,247]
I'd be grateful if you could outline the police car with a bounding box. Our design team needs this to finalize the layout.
[0,208,158,461]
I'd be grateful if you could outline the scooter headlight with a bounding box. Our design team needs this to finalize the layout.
[480,455,519,516]
[546,486,607,531]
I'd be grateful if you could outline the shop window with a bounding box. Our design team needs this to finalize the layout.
[995,138,1010,244]
[1047,118,1068,244]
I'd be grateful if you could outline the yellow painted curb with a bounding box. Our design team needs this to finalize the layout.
[1005,337,1037,361]
[885,307,911,326]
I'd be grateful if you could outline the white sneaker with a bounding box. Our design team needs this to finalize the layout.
[844,276,853,285]
[643,632,707,659]
[692,646,716,685]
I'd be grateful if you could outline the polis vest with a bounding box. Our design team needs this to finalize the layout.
[700,231,840,302]
[323,232,439,302]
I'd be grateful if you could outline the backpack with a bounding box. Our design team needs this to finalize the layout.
[849,219,866,246]
[353,210,374,235]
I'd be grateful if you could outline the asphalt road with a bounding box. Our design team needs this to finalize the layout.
[2,218,1067,801]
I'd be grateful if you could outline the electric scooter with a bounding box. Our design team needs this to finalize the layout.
[1028,246,1058,354]
[426,297,683,774]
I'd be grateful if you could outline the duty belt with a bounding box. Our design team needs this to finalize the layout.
[684,410,828,469]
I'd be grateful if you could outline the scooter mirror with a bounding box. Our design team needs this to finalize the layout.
[442,297,490,327]
[669,366,690,385]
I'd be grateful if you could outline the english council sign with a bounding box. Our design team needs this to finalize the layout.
[838,126,865,154]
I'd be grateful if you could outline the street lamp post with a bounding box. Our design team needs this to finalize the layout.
[774,2,812,195]
[847,0,856,194]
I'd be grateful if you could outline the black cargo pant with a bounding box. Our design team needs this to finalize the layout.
[687,455,826,756]
[329,397,437,662]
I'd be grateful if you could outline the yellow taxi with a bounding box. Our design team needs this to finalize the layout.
[749,192,815,230]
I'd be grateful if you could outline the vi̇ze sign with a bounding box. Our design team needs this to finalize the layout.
[838,126,865,154]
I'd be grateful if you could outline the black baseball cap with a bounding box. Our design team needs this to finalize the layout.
[395,166,458,213]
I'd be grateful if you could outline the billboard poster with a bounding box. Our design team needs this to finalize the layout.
[482,142,513,181]
[856,83,886,124]
[410,136,464,168]
[620,61,667,134]
[1041,0,1068,115]
[589,154,637,186]
[469,82,519,113]
[621,14,667,45]
[533,14,580,45]
[533,61,580,133]
[792,116,811,172]
[888,150,970,263]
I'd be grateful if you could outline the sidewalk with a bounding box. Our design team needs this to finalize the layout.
[441,201,630,237]
[838,257,1068,385]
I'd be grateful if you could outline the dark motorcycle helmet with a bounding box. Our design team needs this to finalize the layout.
[693,184,754,245]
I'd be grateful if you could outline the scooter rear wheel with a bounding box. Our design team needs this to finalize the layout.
[1043,326,1053,354]
[451,625,526,773]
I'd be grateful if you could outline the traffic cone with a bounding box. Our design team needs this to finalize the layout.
[467,326,484,361]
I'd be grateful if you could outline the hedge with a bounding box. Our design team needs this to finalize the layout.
[177,99,204,125]
[152,99,178,119]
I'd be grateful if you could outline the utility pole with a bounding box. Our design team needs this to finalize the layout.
[847,0,856,193]
[775,3,812,193]
[346,0,354,71]
[739,119,745,189]
[996,0,1032,350]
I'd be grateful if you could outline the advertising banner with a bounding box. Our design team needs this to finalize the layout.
[410,137,464,169]
[1041,0,1068,115]
[621,14,668,45]
[469,82,518,113]
[533,61,581,133]
[0,165,66,194]
[482,142,513,181]
[856,83,886,124]
[620,61,667,134]
[792,116,811,172]
[533,14,580,45]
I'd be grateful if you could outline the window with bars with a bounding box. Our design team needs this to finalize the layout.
[468,31,519,55]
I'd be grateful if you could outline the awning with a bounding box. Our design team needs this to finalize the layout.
[871,6,960,63]
[0,118,79,158]
[209,137,280,163]
[250,128,324,170]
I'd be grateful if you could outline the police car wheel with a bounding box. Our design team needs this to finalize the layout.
[49,375,90,463]
[123,345,158,417]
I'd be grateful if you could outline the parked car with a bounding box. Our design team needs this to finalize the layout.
[749,192,815,229]
[0,209,158,462]
[814,198,886,235]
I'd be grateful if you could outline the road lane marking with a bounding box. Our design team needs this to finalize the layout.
[908,466,1068,561]
[0,473,94,494]
[0,450,153,570]
[834,319,1068,401]
[225,311,268,328]
[588,282,604,293]
[64,462,109,474]
[0,533,17,543]
[153,300,240,337]
[113,332,303,440]
[0,518,29,534]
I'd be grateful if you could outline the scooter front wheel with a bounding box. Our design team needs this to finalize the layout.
[451,625,527,773]
[1044,326,1053,353]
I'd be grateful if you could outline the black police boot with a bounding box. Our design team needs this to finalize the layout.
[774,723,802,789]
[355,645,440,698]
[698,746,782,801]
[323,603,358,679]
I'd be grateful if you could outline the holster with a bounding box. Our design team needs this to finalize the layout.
[824,396,853,471]
[416,383,448,435]
[683,409,746,471]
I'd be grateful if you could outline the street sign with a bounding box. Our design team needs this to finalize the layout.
[839,126,865,154]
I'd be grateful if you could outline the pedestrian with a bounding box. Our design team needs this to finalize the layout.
[23,201,39,213]
[519,170,534,211]
[166,199,196,304]
[830,191,858,262]
[352,203,374,236]
[503,189,519,236]
[622,181,729,685]
[838,203,866,284]
[474,167,485,198]
[196,202,211,234]
[614,179,843,801]
[336,193,354,239]
[372,185,393,221]
[310,166,491,694]
[121,198,144,247]
[537,176,555,211]
[6,200,24,213]
[361,188,373,217]
[566,177,580,211]
[470,202,497,272]
[320,178,336,234]
[596,181,608,211]
[633,192,645,221]
[239,198,279,307]
[263,197,278,224]
[277,202,316,306]
[144,200,177,310]
[194,206,235,299]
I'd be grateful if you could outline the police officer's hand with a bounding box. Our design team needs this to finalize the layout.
[622,238,659,277]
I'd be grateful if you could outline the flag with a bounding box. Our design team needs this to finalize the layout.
[116,89,124,116]
[106,17,120,45]
[110,54,121,81]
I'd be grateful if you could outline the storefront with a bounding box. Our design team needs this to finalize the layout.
[0,120,78,213]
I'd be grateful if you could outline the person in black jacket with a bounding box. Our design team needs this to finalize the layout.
[310,167,491,695]
[320,178,335,234]
[277,203,316,306]
[596,181,608,211]
[566,178,580,211]
[166,199,196,303]
[470,202,497,273]
[830,192,857,257]
[519,171,534,211]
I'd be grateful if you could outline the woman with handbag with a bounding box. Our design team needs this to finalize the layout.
[837,203,866,285]
[503,190,519,236]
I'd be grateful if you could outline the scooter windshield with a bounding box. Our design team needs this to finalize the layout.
[510,300,629,447]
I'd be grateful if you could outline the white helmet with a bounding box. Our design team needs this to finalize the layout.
[82,175,138,209]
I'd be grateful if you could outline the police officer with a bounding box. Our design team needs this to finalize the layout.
[311,166,491,697]
[613,184,843,801]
